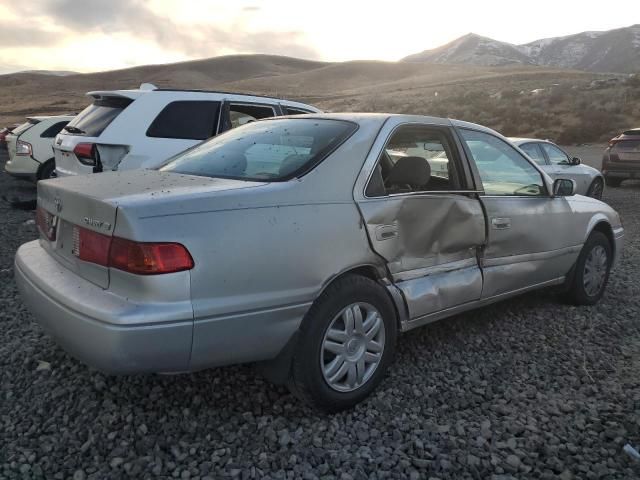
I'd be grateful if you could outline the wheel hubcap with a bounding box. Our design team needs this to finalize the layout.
[320,302,385,392]
[583,245,608,296]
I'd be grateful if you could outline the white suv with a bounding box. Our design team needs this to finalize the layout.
[54,84,321,177]
[5,115,74,181]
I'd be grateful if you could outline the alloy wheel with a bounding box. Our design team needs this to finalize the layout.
[320,302,386,392]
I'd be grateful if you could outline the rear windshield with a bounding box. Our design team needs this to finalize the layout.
[623,129,640,136]
[12,120,39,136]
[161,118,356,181]
[64,96,133,137]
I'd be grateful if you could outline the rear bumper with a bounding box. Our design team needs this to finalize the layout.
[14,241,193,373]
[5,154,39,179]
[603,161,640,179]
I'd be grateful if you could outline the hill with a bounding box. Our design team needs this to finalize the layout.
[0,54,638,144]
[403,24,640,73]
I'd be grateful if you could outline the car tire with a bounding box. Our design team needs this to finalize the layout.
[37,159,56,181]
[565,231,612,306]
[605,176,622,187]
[586,178,604,199]
[287,274,397,412]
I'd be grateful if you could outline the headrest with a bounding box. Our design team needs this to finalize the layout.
[385,156,431,187]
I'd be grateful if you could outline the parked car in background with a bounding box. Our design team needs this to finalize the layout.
[54,83,321,177]
[5,116,73,181]
[16,114,623,411]
[602,128,640,186]
[509,138,604,199]
[0,124,19,149]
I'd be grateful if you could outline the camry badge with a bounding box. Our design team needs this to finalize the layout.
[53,197,63,212]
[83,217,112,231]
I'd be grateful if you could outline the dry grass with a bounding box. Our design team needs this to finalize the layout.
[1,55,638,143]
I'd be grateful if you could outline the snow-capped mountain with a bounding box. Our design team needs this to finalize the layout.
[403,24,640,73]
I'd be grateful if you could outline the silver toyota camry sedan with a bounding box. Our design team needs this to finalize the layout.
[15,113,624,411]
[509,138,605,199]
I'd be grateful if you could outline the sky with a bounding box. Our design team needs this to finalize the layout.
[0,0,637,74]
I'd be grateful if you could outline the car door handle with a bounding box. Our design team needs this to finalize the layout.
[491,217,511,230]
[375,224,398,241]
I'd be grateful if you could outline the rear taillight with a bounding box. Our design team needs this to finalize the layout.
[35,207,56,241]
[110,238,194,275]
[16,140,32,156]
[73,226,111,265]
[73,143,97,166]
[72,225,194,275]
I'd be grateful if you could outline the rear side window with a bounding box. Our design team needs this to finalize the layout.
[40,121,69,138]
[161,118,357,181]
[147,101,220,140]
[228,103,276,129]
[284,106,313,115]
[66,97,133,137]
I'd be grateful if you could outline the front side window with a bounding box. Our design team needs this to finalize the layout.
[66,97,133,137]
[519,142,546,166]
[540,143,570,165]
[161,118,356,181]
[366,125,461,197]
[147,101,220,140]
[228,103,276,129]
[460,129,546,196]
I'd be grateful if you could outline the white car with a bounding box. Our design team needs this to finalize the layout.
[54,84,321,177]
[5,116,73,181]
[509,138,605,199]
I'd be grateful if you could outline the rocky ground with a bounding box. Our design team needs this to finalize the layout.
[1,153,639,479]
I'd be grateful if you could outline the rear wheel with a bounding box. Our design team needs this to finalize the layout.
[37,159,56,181]
[287,275,397,412]
[565,231,612,305]
[605,176,622,187]
[586,178,604,199]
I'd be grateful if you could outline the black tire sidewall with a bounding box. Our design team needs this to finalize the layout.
[38,160,56,181]
[587,178,603,199]
[570,231,612,305]
[291,276,397,411]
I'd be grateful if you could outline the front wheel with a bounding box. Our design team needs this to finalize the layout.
[287,275,397,412]
[586,178,604,199]
[565,231,612,305]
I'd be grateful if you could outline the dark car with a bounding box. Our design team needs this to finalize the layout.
[602,128,640,186]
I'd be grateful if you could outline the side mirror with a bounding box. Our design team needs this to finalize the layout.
[570,157,581,165]
[553,178,576,197]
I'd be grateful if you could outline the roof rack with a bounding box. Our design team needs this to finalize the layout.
[153,88,287,101]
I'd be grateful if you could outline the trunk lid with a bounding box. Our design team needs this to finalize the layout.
[37,170,264,288]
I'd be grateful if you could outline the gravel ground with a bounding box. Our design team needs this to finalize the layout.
[1,159,640,479]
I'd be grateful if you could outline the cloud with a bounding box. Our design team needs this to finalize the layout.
[8,0,317,59]
[0,20,60,47]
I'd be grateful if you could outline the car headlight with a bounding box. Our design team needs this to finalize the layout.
[16,140,32,156]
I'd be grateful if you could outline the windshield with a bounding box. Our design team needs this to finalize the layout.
[65,96,133,137]
[161,118,357,181]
